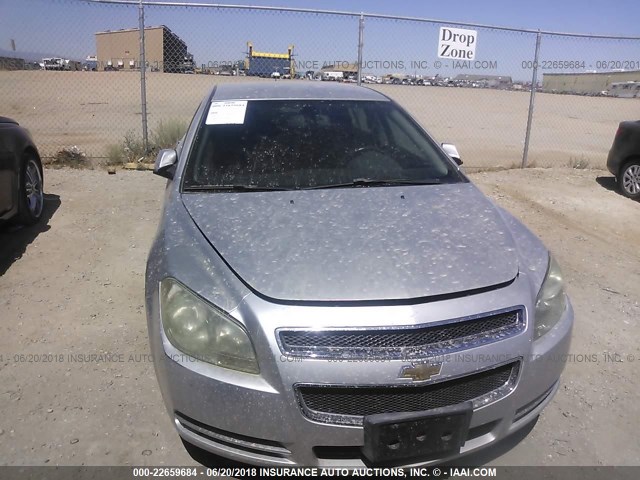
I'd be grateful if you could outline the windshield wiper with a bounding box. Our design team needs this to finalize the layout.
[184,184,289,192]
[302,178,442,190]
[185,178,443,192]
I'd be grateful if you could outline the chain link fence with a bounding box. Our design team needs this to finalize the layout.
[1,0,639,170]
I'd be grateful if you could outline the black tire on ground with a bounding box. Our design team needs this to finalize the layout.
[618,159,640,200]
[16,153,45,225]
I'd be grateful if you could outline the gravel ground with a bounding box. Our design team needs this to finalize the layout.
[0,167,638,466]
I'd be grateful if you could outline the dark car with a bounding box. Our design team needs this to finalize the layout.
[607,120,640,199]
[0,117,44,225]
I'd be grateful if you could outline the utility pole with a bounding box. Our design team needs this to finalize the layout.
[139,0,149,153]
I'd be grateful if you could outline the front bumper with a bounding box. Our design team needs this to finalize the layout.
[606,148,620,176]
[147,280,573,467]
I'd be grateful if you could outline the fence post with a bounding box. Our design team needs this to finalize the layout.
[138,0,149,153]
[357,14,364,86]
[522,30,541,168]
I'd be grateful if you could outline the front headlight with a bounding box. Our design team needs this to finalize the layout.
[160,278,259,374]
[534,254,567,340]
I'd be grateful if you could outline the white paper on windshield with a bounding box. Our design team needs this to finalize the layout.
[205,100,248,125]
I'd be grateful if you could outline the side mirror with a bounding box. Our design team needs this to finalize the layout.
[153,149,177,180]
[441,143,463,166]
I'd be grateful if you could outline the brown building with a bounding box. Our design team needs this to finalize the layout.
[95,25,187,72]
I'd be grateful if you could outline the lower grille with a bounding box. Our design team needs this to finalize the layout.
[297,361,519,425]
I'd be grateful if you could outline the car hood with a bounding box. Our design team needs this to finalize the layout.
[181,184,519,302]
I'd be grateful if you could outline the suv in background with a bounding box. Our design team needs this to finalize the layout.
[607,120,640,199]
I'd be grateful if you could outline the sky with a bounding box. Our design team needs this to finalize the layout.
[158,0,639,36]
[1,0,639,81]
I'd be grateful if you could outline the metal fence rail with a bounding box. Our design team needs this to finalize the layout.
[1,0,638,170]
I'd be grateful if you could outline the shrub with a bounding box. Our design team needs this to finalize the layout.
[123,130,148,162]
[52,146,88,168]
[104,119,188,169]
[568,155,590,169]
[507,159,538,169]
[105,144,126,166]
[152,119,188,150]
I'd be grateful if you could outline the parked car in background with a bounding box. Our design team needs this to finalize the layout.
[42,57,65,71]
[321,71,344,81]
[363,75,383,85]
[607,120,640,199]
[0,117,44,225]
[146,82,573,467]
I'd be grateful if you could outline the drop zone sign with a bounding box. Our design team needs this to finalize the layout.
[438,27,477,59]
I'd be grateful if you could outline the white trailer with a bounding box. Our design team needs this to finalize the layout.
[43,57,65,70]
[609,81,640,98]
[42,58,81,71]
[321,71,344,81]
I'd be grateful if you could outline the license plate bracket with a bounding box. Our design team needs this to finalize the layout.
[362,402,473,464]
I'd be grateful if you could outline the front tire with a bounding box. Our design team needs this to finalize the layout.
[618,159,640,200]
[17,154,44,225]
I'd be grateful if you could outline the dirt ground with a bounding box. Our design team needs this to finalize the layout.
[1,71,637,169]
[0,166,638,467]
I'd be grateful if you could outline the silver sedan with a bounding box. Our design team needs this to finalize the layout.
[145,82,573,467]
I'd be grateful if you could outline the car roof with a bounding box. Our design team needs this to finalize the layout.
[210,81,389,102]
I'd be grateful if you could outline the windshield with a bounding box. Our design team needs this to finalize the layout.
[182,99,465,191]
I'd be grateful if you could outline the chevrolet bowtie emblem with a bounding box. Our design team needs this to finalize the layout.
[399,362,442,382]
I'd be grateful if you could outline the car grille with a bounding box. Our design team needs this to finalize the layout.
[296,361,519,425]
[279,308,524,360]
